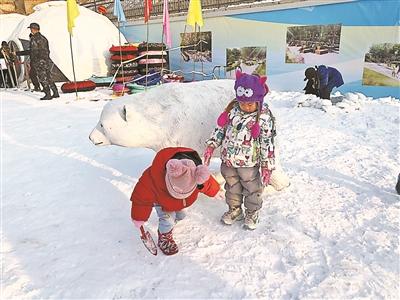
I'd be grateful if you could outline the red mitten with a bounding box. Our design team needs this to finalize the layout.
[261,168,272,186]
[203,146,214,166]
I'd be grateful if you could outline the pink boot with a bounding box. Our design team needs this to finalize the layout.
[158,229,178,255]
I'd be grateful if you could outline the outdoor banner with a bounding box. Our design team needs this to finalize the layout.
[122,0,400,98]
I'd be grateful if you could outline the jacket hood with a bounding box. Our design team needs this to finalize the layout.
[148,147,200,193]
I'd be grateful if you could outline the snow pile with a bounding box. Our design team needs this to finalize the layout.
[8,1,126,81]
[2,86,399,299]
[295,91,379,113]
[0,13,25,42]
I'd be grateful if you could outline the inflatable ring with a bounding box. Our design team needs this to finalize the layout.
[111,54,137,61]
[109,45,138,54]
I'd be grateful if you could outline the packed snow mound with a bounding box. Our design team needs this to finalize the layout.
[295,91,399,113]
[0,14,26,42]
[9,1,126,81]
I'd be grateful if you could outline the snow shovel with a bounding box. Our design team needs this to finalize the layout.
[140,225,157,256]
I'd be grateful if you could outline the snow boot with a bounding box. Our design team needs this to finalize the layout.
[50,83,59,98]
[221,206,244,225]
[40,87,52,100]
[158,229,178,255]
[243,209,259,230]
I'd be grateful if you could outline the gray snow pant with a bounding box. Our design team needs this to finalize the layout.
[221,163,263,212]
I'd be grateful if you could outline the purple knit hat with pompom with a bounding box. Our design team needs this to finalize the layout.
[217,70,269,138]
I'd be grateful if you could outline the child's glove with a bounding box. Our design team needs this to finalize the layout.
[133,220,145,228]
[261,168,272,186]
[203,146,214,166]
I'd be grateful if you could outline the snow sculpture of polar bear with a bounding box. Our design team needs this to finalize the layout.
[89,79,289,191]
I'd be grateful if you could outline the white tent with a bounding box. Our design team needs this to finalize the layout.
[0,13,26,42]
[9,1,127,81]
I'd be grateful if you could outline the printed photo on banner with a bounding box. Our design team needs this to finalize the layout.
[226,47,267,79]
[285,24,342,64]
[180,31,212,63]
[362,43,400,87]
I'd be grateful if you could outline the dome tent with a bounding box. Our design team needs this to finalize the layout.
[0,13,26,42]
[8,1,127,82]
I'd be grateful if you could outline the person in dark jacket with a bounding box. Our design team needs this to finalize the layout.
[130,147,220,255]
[396,173,400,195]
[27,33,41,92]
[28,23,59,100]
[0,41,17,88]
[304,65,344,100]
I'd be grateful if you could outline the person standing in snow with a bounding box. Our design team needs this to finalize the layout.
[130,147,220,256]
[27,33,42,92]
[304,65,344,100]
[28,22,59,100]
[203,70,276,230]
[0,41,17,87]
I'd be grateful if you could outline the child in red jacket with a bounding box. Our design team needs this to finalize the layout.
[130,147,220,255]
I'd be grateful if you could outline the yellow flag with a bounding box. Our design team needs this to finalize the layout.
[67,0,80,35]
[186,0,203,28]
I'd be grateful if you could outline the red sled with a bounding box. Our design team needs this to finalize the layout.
[109,45,138,54]
[61,80,96,93]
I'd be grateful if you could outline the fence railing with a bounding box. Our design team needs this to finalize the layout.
[82,0,309,22]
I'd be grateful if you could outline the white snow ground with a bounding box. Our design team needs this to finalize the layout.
[1,86,399,299]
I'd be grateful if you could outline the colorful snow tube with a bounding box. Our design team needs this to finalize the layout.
[88,75,113,87]
[138,42,167,51]
[109,45,138,54]
[111,54,136,61]
[138,66,165,76]
[98,5,107,14]
[139,50,168,57]
[111,61,138,69]
[138,58,168,65]
[61,80,96,93]
[133,72,162,86]
[126,82,159,94]
[115,69,139,77]
[112,83,129,96]
[115,76,134,83]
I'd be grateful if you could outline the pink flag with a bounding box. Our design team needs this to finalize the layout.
[162,0,171,47]
[144,0,152,23]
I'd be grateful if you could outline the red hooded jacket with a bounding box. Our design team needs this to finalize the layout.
[131,147,220,221]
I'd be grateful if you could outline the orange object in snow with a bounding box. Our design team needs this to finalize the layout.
[98,5,107,15]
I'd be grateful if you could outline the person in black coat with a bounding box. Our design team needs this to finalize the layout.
[28,23,59,100]
[396,173,400,195]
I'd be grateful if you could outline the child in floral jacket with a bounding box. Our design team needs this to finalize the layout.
[204,70,276,230]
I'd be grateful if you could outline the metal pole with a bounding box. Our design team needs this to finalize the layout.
[69,34,78,99]
[118,21,125,89]
[145,22,149,89]
[0,61,7,89]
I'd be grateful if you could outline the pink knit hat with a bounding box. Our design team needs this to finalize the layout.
[165,159,210,199]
